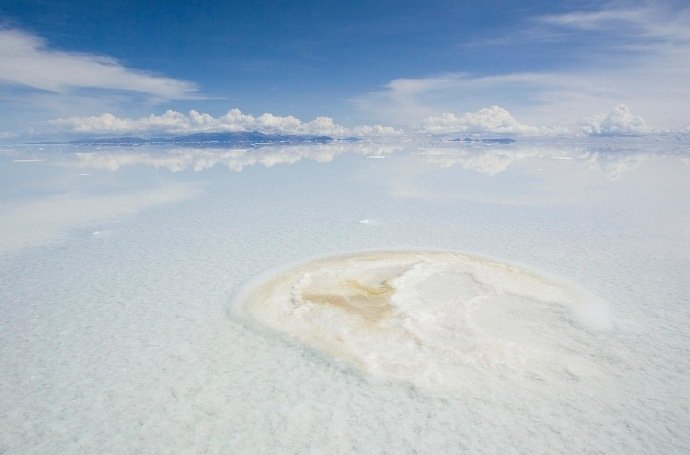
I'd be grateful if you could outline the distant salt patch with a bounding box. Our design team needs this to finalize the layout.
[237,251,610,392]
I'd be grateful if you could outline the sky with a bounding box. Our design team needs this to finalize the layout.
[0,0,689,138]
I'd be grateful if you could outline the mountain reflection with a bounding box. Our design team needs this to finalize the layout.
[67,137,688,180]
[73,142,403,172]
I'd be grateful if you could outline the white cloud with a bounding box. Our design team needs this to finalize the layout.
[539,6,690,43]
[539,8,647,30]
[44,104,681,139]
[420,106,542,135]
[353,4,690,131]
[350,124,402,137]
[579,104,652,136]
[50,108,402,137]
[0,28,197,99]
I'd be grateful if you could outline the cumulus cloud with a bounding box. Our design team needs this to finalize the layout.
[354,4,690,131]
[579,105,652,136]
[420,106,542,135]
[350,124,403,137]
[50,108,401,137]
[0,28,197,98]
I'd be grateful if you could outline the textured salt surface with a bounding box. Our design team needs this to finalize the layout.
[1,139,688,454]
[238,251,610,392]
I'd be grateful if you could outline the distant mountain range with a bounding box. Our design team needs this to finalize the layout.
[449,137,516,144]
[70,131,334,146]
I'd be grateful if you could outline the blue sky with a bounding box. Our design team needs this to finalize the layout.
[1,0,689,137]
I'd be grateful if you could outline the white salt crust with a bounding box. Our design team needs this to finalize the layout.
[238,251,610,392]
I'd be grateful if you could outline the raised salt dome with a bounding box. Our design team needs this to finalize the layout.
[237,251,610,392]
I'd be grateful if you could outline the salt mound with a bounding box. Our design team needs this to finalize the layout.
[237,251,609,391]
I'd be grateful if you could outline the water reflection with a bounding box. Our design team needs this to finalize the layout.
[63,137,689,182]
[72,142,404,172]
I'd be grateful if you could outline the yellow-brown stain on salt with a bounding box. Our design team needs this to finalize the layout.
[301,279,395,323]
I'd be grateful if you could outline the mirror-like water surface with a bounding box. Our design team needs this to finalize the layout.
[1,138,688,454]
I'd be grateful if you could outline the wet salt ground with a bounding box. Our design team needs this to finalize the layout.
[0,138,689,454]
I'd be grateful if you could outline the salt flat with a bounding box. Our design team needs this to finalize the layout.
[1,137,689,454]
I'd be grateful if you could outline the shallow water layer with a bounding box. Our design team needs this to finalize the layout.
[1,138,689,454]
